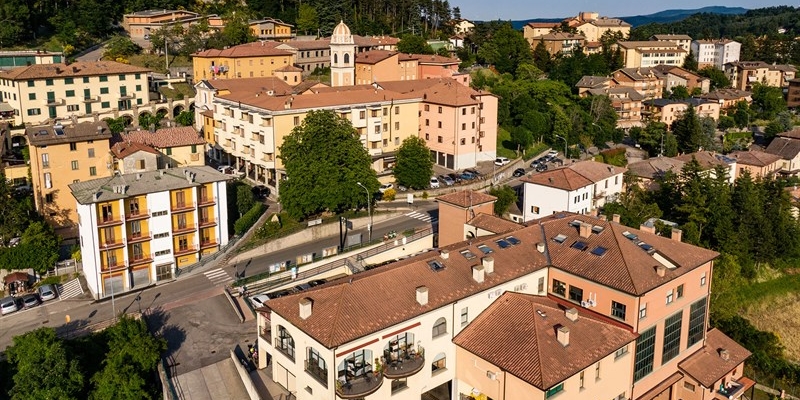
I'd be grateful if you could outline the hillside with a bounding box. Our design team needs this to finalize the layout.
[507,6,748,30]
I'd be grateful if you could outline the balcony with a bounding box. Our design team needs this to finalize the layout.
[382,350,425,379]
[125,209,150,221]
[128,254,153,267]
[100,239,125,250]
[259,325,271,342]
[199,218,217,228]
[119,92,136,100]
[97,216,123,227]
[200,240,218,249]
[715,377,755,400]
[198,196,216,206]
[45,98,64,106]
[305,360,329,388]
[174,245,197,257]
[127,231,151,244]
[82,96,100,103]
[171,201,195,213]
[172,223,197,235]
[102,260,127,272]
[336,370,383,399]
[274,337,295,362]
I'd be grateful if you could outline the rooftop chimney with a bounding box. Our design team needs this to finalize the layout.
[440,249,449,259]
[565,308,579,321]
[640,224,655,234]
[671,228,682,242]
[416,286,428,305]
[655,265,666,277]
[299,297,313,319]
[556,325,570,346]
[612,214,620,223]
[599,215,607,221]
[579,222,592,238]
[719,348,730,361]
[472,265,485,283]
[481,256,494,274]
[536,242,545,253]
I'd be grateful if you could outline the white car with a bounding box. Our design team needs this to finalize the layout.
[379,183,394,193]
[429,177,440,188]
[38,284,58,302]
[494,157,510,166]
[249,294,271,308]
[1,296,18,315]
[547,150,559,157]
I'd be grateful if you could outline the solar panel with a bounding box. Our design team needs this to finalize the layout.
[553,234,568,243]
[571,241,589,251]
[496,239,511,249]
[591,246,608,256]
[477,244,493,254]
[506,236,521,245]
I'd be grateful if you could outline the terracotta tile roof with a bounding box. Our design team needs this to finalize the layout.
[407,54,459,65]
[201,77,294,96]
[377,78,488,107]
[372,35,399,45]
[673,152,731,171]
[355,50,398,64]
[217,87,421,111]
[615,67,662,81]
[540,213,719,295]
[728,150,782,167]
[0,61,150,80]
[453,292,638,390]
[587,87,645,101]
[532,32,585,41]
[282,39,330,50]
[679,328,751,387]
[120,126,205,149]
[526,22,560,28]
[696,89,751,101]
[275,64,302,72]
[766,137,800,160]
[777,127,800,140]
[436,190,496,208]
[192,41,293,58]
[200,109,214,117]
[300,84,374,94]
[586,17,631,27]
[265,226,550,348]
[467,213,522,234]
[636,372,684,400]
[521,160,625,191]
[576,75,612,89]
[651,34,693,41]
[627,157,685,180]
[617,41,679,49]
[111,141,160,158]
[292,80,327,93]
[26,121,112,146]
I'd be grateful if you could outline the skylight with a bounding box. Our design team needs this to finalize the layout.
[638,242,653,251]
[428,260,445,272]
[571,241,589,251]
[553,234,568,244]
[569,220,583,227]
[591,225,604,234]
[506,236,521,245]
[477,244,493,254]
[622,231,639,241]
[460,249,476,260]
[591,246,608,256]
[496,239,511,249]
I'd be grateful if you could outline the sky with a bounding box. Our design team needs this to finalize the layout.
[456,0,795,21]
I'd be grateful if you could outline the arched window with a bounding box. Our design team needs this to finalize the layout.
[432,317,447,338]
[333,54,338,64]
[431,353,446,372]
[344,53,350,64]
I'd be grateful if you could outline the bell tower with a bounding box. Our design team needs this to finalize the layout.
[330,20,355,87]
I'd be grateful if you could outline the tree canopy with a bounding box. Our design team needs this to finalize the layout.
[397,34,434,54]
[278,110,379,219]
[476,23,532,75]
[394,136,433,190]
[7,328,85,400]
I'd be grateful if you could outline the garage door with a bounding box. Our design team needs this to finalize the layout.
[131,267,151,288]
[103,274,125,297]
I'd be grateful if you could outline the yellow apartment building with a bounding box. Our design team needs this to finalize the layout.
[70,165,230,299]
[616,41,686,68]
[191,42,295,83]
[354,50,418,84]
[249,18,294,41]
[0,61,150,126]
[122,9,203,39]
[27,120,113,238]
[120,126,206,168]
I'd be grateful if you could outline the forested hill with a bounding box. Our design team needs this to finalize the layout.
[629,6,800,40]
[0,0,456,49]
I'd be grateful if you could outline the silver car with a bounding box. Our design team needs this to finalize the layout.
[38,284,58,301]
[1,296,18,315]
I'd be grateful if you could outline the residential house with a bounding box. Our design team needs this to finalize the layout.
[249,18,294,41]
[627,157,686,190]
[453,19,475,35]
[0,61,150,125]
[691,39,741,69]
[673,151,737,184]
[414,54,461,80]
[372,36,399,51]
[616,41,686,69]
[523,22,560,44]
[449,35,464,49]
[191,42,295,82]
[765,128,800,175]
[724,61,797,91]
[279,35,382,76]
[529,33,586,56]
[273,64,303,85]
[111,141,161,174]
[436,190,498,247]
[120,126,206,168]
[122,9,203,39]
[695,89,752,109]
[520,160,626,221]
[454,292,638,400]
[584,87,644,129]
[27,120,113,238]
[570,13,632,43]
[728,150,782,179]
[650,34,692,51]
[787,78,800,108]
[652,65,710,94]
[70,166,230,299]
[355,51,418,84]
[575,75,612,95]
[612,67,664,100]
[643,98,721,125]
[0,50,63,70]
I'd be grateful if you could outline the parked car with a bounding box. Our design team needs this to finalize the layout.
[447,173,462,183]
[512,168,525,177]
[22,294,40,309]
[38,284,58,302]
[440,175,455,186]
[535,163,548,172]
[460,172,476,180]
[397,184,407,192]
[0,296,18,315]
[216,165,231,173]
[249,294,271,308]
[429,177,440,188]
[379,183,394,193]
[308,279,327,287]
[531,158,546,168]
[294,283,312,292]
[494,157,510,166]
[251,185,270,199]
[547,150,559,157]
[464,168,482,177]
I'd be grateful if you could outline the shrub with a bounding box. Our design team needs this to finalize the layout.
[422,191,429,199]
[234,203,266,235]
[382,188,396,201]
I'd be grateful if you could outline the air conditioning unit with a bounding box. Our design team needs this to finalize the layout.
[486,371,497,380]
[588,299,597,307]
[580,301,589,307]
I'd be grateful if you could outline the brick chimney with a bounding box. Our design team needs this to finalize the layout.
[579,222,592,238]
[472,265,485,283]
[612,214,620,223]
[416,286,428,305]
[481,256,494,274]
[556,325,570,346]
[299,297,313,319]
[640,224,655,234]
[655,265,666,277]
[671,228,682,242]
[719,348,730,361]
[565,308,578,321]
[440,249,449,259]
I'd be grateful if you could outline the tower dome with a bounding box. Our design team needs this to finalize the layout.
[331,20,354,44]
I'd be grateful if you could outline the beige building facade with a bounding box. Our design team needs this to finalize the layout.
[617,41,686,69]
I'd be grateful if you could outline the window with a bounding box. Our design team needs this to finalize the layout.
[305,347,327,385]
[677,284,684,299]
[100,87,109,94]
[552,279,566,296]
[461,123,466,130]
[431,353,446,372]
[45,193,54,203]
[152,211,168,217]
[135,84,142,91]
[683,381,696,392]
[687,297,707,346]
[666,289,674,305]
[88,148,95,158]
[99,75,108,82]
[155,249,171,256]
[28,93,36,100]
[41,153,49,168]
[65,78,74,84]
[101,101,110,108]
[615,345,629,359]
[395,107,399,115]
[633,326,656,381]
[65,90,75,97]
[71,160,78,170]
[27,108,41,116]
[437,136,443,143]
[662,311,683,364]
[424,105,430,111]
[611,301,626,320]
[391,378,407,394]
[700,272,706,286]
[27,80,34,87]
[531,206,540,214]
[371,109,378,118]
[568,285,583,303]
[67,104,79,112]
[579,371,584,388]
[46,79,54,86]
[154,232,169,239]
[44,172,52,188]
[69,142,77,151]
[432,317,447,338]
[89,166,97,176]
[83,77,89,83]
[437,121,442,128]
[293,116,300,126]
[460,307,468,326]
[166,148,172,156]
[394,121,399,130]
[438,106,442,113]
[639,303,647,319]
[538,277,545,293]
[545,383,564,398]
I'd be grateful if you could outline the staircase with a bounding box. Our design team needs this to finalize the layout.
[58,278,84,299]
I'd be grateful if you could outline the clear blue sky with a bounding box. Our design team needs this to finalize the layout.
[457,0,795,20]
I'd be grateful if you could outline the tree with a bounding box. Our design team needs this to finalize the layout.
[488,185,517,216]
[397,34,434,54]
[672,105,704,154]
[394,136,433,190]
[7,328,84,400]
[103,35,141,61]
[602,173,662,227]
[175,110,194,127]
[105,117,127,134]
[750,83,787,120]
[476,23,532,75]
[667,85,690,99]
[532,40,552,72]
[682,50,698,71]
[698,66,730,90]
[509,126,533,153]
[295,4,319,35]
[236,185,255,217]
[717,115,735,132]
[279,110,378,219]
[732,100,752,129]
[17,222,60,274]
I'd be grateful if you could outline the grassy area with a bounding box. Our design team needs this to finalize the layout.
[725,131,753,141]
[522,142,550,160]
[158,82,196,100]
[238,209,372,252]
[595,147,627,166]
[496,127,518,159]
[738,272,800,362]
[127,54,192,74]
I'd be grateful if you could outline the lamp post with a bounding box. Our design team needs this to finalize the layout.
[356,182,372,242]
[555,134,568,160]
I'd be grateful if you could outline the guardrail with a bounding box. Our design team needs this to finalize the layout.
[175,236,239,277]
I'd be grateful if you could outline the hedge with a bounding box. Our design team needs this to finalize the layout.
[234,203,266,235]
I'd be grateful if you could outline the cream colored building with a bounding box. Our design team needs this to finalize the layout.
[191,42,295,83]
[643,98,721,125]
[120,126,206,168]
[724,61,796,91]
[0,61,150,126]
[616,41,686,68]
[529,32,585,56]
[122,9,203,39]
[523,22,560,44]
[27,121,114,238]
[651,34,692,51]
[573,15,631,43]
[249,18,294,41]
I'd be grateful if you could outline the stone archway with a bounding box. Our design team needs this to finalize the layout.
[173,104,185,118]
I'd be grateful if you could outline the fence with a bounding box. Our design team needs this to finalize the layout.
[175,237,240,277]
[749,368,800,399]
[45,259,79,277]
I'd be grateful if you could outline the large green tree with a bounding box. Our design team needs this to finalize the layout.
[279,110,378,219]
[750,82,787,120]
[7,328,84,400]
[672,105,704,154]
[295,4,319,35]
[488,185,517,216]
[476,23,532,75]
[394,136,433,190]
[698,66,731,90]
[397,34,434,54]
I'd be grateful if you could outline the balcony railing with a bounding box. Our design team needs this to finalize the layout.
[97,216,123,227]
[127,231,151,244]
[172,223,197,235]
[198,196,216,206]
[336,367,383,399]
[82,96,100,103]
[382,350,425,379]
[171,201,196,213]
[174,245,197,257]
[101,239,125,250]
[45,98,64,106]
[199,218,216,228]
[715,377,755,400]
[274,337,295,362]
[129,254,153,266]
[259,326,271,342]
[200,240,218,249]
[305,360,329,388]
[125,209,150,221]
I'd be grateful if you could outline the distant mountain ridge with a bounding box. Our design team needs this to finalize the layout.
[506,6,749,30]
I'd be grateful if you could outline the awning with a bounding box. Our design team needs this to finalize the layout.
[636,372,684,400]
[0,103,15,112]
[4,271,29,284]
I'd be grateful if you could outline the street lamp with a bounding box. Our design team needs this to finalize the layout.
[555,134,568,160]
[356,182,372,242]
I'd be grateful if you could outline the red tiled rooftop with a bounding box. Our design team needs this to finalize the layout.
[436,190,496,208]
[679,328,752,387]
[728,150,782,167]
[467,213,522,234]
[121,126,206,149]
[111,141,160,158]
[521,160,625,191]
[200,77,294,96]
[192,41,293,58]
[0,61,150,80]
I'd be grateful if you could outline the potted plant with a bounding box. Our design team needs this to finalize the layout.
[374,358,382,377]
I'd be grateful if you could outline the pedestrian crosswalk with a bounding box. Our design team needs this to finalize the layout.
[203,268,233,286]
[405,211,438,224]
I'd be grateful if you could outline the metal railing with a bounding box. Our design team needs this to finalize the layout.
[175,236,239,277]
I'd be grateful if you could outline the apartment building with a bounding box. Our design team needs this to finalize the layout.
[584,87,644,129]
[728,150,782,179]
[643,98,721,125]
[612,67,664,100]
[765,128,800,175]
[523,22,560,44]
[788,78,800,108]
[249,18,294,41]
[651,34,692,51]
[616,41,686,69]
[414,54,461,80]
[122,9,203,39]
[355,51,418,84]
[120,126,206,168]
[691,39,741,70]
[0,61,150,125]
[574,16,632,43]
[695,89,752,109]
[70,165,230,299]
[528,32,586,56]
[724,61,796,91]
[377,79,498,170]
[0,50,63,70]
[651,65,710,94]
[27,120,113,238]
[192,42,295,83]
